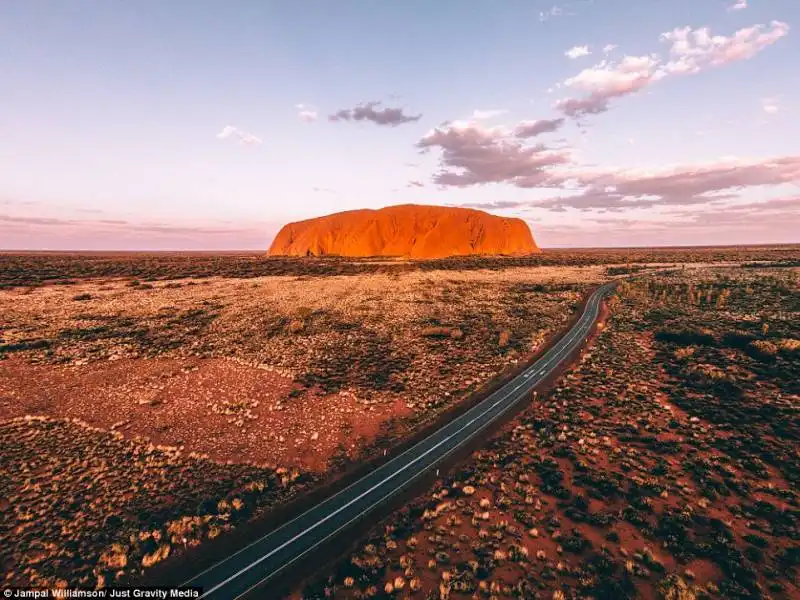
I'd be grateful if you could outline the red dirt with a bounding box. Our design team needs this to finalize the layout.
[0,357,411,471]
[295,270,800,600]
[267,204,540,258]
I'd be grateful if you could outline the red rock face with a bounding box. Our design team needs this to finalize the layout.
[268,204,540,258]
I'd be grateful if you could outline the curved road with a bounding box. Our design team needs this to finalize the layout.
[183,279,619,599]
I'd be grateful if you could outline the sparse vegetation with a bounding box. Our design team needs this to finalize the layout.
[2,251,798,595]
[1,245,796,289]
[300,265,799,599]
[0,416,315,587]
[1,255,607,588]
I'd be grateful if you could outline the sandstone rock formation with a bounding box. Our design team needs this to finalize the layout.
[268,204,540,258]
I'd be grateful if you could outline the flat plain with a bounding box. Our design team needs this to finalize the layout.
[296,265,799,600]
[1,247,797,596]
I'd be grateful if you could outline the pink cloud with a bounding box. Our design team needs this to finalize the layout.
[295,104,319,122]
[556,55,662,117]
[471,109,508,120]
[526,194,799,247]
[535,217,798,247]
[691,194,800,214]
[0,214,279,251]
[601,156,799,195]
[439,152,800,217]
[555,21,789,117]
[216,125,262,145]
[533,156,800,210]
[513,118,566,138]
[660,21,789,75]
[761,97,780,114]
[416,121,571,188]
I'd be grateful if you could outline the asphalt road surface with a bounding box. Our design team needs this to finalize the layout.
[183,279,619,599]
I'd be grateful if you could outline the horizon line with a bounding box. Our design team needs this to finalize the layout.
[1,242,798,254]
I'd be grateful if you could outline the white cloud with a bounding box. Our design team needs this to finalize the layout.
[603,44,617,54]
[659,21,789,75]
[539,5,564,22]
[556,54,663,116]
[298,110,319,122]
[216,126,262,145]
[296,103,319,122]
[471,109,508,120]
[761,96,780,114]
[555,21,790,117]
[565,45,591,59]
[729,0,748,11]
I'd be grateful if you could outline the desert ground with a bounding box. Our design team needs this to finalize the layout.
[2,252,600,587]
[1,247,798,595]
[296,265,799,599]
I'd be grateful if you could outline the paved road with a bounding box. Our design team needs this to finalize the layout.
[182,279,619,599]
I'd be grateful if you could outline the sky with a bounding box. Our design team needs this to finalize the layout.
[2,0,799,250]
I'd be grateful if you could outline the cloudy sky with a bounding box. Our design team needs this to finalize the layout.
[3,0,799,250]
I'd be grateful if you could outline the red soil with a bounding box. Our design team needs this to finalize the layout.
[0,357,411,471]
